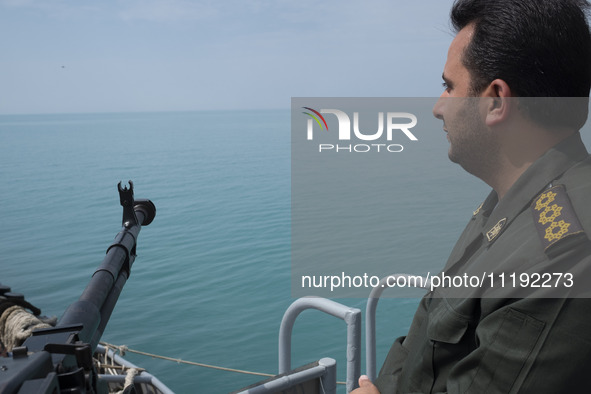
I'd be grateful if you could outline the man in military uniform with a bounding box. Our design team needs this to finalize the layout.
[353,0,591,392]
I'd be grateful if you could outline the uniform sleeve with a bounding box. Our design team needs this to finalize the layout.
[375,229,591,394]
[374,292,591,393]
[375,296,431,393]
[374,335,407,392]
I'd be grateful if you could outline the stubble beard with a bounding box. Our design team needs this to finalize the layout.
[447,98,499,180]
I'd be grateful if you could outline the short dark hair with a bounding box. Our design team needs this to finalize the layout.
[450,0,591,129]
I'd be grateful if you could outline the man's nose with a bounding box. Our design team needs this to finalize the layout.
[432,93,446,120]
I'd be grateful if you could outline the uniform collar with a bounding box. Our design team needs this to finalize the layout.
[480,132,589,243]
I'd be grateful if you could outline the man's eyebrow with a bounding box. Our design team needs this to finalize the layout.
[442,73,452,85]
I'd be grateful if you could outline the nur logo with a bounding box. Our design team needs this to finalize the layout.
[302,107,418,153]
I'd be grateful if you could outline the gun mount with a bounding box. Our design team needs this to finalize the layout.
[0,181,155,394]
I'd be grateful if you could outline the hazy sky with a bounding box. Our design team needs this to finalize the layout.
[0,0,456,114]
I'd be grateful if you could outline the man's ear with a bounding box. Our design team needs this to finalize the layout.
[481,79,513,127]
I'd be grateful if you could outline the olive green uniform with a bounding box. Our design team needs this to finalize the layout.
[375,133,591,393]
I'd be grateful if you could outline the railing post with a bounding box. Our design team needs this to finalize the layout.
[278,297,361,393]
[318,357,337,394]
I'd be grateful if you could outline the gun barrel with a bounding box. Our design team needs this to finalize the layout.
[56,183,155,347]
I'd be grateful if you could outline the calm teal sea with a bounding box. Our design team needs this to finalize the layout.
[3,110,584,393]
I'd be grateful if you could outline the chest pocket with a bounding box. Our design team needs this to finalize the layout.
[424,300,546,394]
[462,308,546,393]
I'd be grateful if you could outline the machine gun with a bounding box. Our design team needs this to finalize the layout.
[0,181,156,394]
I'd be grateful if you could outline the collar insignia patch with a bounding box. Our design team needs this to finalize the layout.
[473,203,484,216]
[486,218,507,242]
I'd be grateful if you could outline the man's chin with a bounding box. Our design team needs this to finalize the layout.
[448,148,459,164]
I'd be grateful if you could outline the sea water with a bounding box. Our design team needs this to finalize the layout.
[0,109,563,393]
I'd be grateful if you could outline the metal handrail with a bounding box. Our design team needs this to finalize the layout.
[278,297,361,393]
[365,274,430,382]
[239,358,337,394]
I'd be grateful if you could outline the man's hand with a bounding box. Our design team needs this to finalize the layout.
[350,375,381,394]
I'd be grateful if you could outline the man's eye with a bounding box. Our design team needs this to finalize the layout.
[442,82,450,90]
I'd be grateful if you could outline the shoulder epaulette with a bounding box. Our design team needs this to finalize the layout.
[531,185,585,252]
